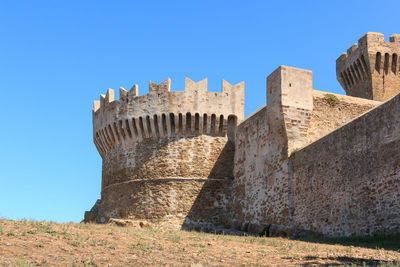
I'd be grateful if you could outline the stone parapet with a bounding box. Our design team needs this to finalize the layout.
[92,78,244,157]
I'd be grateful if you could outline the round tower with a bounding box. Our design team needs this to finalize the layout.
[336,32,400,101]
[85,77,244,229]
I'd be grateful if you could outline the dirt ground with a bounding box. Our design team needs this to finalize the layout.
[0,219,399,266]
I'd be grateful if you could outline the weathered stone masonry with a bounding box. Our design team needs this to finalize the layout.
[86,32,400,237]
[86,77,243,230]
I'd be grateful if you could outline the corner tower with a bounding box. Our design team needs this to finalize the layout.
[336,32,400,101]
[85,77,244,230]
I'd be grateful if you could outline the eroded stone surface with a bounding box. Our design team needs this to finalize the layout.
[86,32,400,237]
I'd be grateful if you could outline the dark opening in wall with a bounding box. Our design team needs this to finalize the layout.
[178,113,183,135]
[384,53,390,74]
[356,59,365,79]
[346,68,354,85]
[153,115,160,138]
[353,62,362,81]
[132,118,138,137]
[203,114,208,134]
[343,71,351,87]
[361,55,368,73]
[139,117,145,138]
[195,113,200,134]
[375,52,382,73]
[170,113,175,136]
[103,128,112,148]
[210,114,216,136]
[340,73,348,88]
[162,114,167,136]
[125,119,132,138]
[146,116,152,138]
[350,65,358,83]
[218,115,224,136]
[108,125,116,144]
[392,54,398,74]
[186,112,192,135]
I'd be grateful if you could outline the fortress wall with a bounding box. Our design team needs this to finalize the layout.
[306,91,381,145]
[232,66,314,232]
[337,32,400,101]
[92,78,244,158]
[97,135,235,228]
[87,77,244,228]
[231,66,383,235]
[291,93,400,236]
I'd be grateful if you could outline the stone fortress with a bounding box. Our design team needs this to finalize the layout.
[85,32,400,237]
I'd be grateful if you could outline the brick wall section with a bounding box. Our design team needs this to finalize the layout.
[291,93,400,236]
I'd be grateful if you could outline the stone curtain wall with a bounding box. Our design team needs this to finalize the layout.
[232,66,314,233]
[291,94,400,236]
[231,66,383,235]
[232,106,288,231]
[306,91,380,145]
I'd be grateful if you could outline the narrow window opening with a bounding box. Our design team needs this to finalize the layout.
[99,129,108,148]
[112,123,120,142]
[210,114,216,136]
[346,68,354,85]
[194,113,200,134]
[186,112,192,135]
[146,116,152,138]
[384,53,390,74]
[178,113,183,135]
[170,113,175,136]
[218,115,224,136]
[108,125,116,143]
[392,54,398,74]
[356,59,365,79]
[350,65,358,82]
[361,55,368,74]
[203,114,207,134]
[375,52,382,73]
[194,91,197,95]
[125,119,132,138]
[153,115,160,138]
[132,118,138,136]
[103,128,112,147]
[162,114,167,135]
[139,117,145,138]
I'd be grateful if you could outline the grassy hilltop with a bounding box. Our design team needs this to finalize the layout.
[0,219,400,266]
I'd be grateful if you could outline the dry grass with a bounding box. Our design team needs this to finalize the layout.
[0,219,400,266]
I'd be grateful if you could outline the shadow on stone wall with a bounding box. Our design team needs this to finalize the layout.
[181,140,235,232]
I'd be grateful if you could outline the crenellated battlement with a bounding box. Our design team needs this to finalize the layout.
[92,78,244,157]
[336,32,400,101]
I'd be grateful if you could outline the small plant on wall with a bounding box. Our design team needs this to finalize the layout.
[323,94,340,107]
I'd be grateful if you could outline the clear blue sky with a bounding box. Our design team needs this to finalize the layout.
[0,0,398,223]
